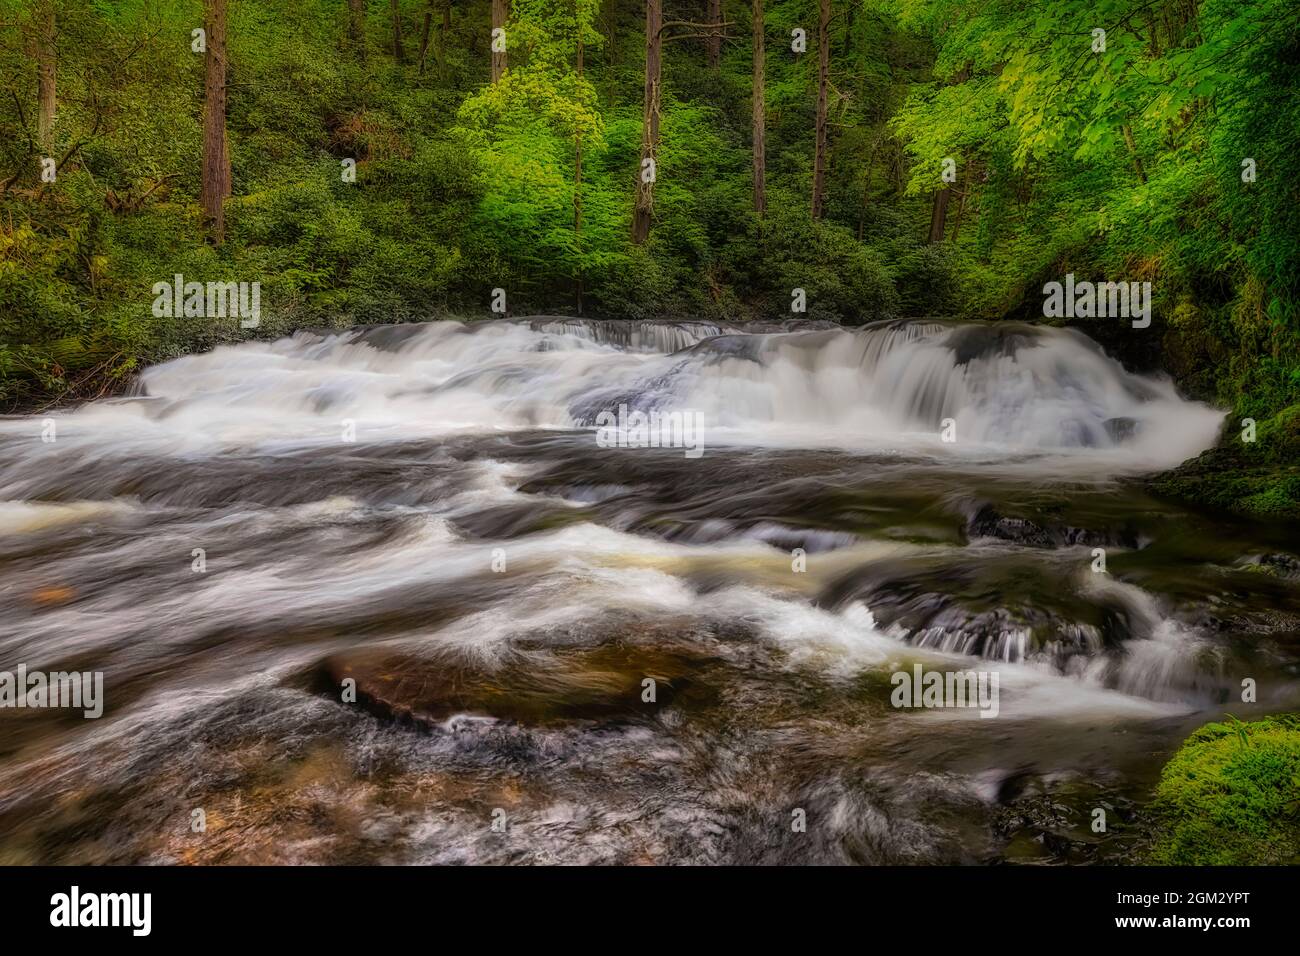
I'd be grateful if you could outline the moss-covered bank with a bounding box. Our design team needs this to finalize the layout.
[1148,405,1300,523]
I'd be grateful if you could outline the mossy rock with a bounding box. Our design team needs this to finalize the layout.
[1143,714,1300,865]
[1148,404,1300,521]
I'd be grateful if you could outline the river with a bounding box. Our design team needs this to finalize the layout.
[1,318,1297,863]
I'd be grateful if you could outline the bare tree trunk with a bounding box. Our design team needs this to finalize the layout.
[752,0,765,216]
[348,0,366,61]
[491,0,509,82]
[811,0,830,220]
[437,1,451,79]
[574,11,585,314]
[706,0,722,69]
[35,2,56,153]
[951,175,971,243]
[632,0,662,245]
[418,1,433,74]
[927,186,949,243]
[390,0,405,63]
[202,0,230,244]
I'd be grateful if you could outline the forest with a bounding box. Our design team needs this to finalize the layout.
[0,0,1297,514]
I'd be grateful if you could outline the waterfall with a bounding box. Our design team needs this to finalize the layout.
[44,317,1221,471]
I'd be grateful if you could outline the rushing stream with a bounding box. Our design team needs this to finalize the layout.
[1,318,1298,864]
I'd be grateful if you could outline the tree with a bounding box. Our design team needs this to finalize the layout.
[431,0,451,79]
[706,0,722,69]
[455,0,605,304]
[752,0,765,215]
[574,0,586,312]
[347,0,366,61]
[34,0,55,153]
[492,0,509,82]
[418,1,433,73]
[632,0,662,244]
[390,0,405,62]
[811,0,830,219]
[926,185,947,243]
[201,0,230,244]
[927,63,968,243]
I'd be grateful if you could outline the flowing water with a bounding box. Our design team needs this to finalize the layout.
[1,317,1298,864]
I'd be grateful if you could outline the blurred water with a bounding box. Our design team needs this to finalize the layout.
[0,318,1294,864]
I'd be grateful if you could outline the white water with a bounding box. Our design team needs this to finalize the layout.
[7,318,1223,471]
[0,318,1233,709]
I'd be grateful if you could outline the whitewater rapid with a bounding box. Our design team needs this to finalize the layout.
[8,318,1224,470]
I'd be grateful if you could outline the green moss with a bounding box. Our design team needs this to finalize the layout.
[1143,714,1300,865]
[1148,403,1300,522]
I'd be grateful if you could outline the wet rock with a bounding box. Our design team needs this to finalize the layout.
[817,555,1130,665]
[966,504,1138,548]
[967,506,1056,547]
[1103,417,1140,443]
[1257,552,1300,579]
[304,636,714,730]
[991,778,1139,864]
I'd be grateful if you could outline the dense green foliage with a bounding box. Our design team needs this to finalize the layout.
[1,0,1297,511]
[1143,714,1300,865]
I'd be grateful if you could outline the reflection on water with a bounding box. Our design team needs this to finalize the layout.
[0,319,1296,864]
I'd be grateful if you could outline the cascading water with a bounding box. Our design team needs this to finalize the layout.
[0,318,1295,865]
[42,317,1221,468]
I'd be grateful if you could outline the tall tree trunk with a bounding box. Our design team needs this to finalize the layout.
[348,0,366,61]
[437,1,451,80]
[632,0,662,245]
[574,3,585,313]
[926,62,970,243]
[390,0,405,63]
[706,0,722,69]
[35,1,56,153]
[491,0,508,82]
[752,0,765,216]
[418,3,432,74]
[950,176,970,243]
[201,0,230,244]
[927,187,949,243]
[810,0,830,220]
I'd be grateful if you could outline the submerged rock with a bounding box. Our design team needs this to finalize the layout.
[1103,416,1139,443]
[303,633,717,729]
[965,504,1138,549]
